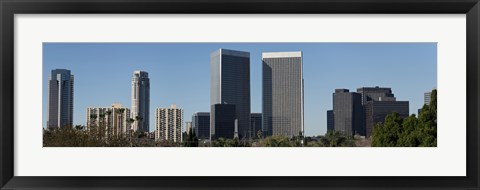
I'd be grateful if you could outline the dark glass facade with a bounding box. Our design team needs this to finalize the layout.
[333,89,363,135]
[327,110,334,132]
[357,86,395,105]
[210,49,251,139]
[365,101,409,137]
[192,112,210,140]
[211,104,236,139]
[250,113,262,139]
[47,69,74,129]
[357,86,409,137]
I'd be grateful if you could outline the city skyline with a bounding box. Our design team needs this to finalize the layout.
[42,43,437,136]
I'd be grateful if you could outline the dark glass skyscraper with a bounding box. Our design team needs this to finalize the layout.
[211,104,236,139]
[333,89,363,135]
[192,112,210,140]
[262,52,304,138]
[47,69,74,129]
[210,49,251,139]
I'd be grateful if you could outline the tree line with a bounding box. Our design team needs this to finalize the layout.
[372,89,437,147]
[45,90,436,147]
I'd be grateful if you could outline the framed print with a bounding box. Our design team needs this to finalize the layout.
[1,0,479,189]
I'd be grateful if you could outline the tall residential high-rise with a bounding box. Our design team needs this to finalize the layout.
[131,70,150,132]
[327,110,334,132]
[86,103,131,137]
[250,113,262,139]
[192,112,210,140]
[210,48,251,139]
[211,104,236,139]
[424,92,432,105]
[262,51,304,138]
[155,104,183,143]
[47,69,74,129]
[365,100,409,137]
[333,89,363,135]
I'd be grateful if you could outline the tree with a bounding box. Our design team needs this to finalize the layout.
[260,135,292,147]
[74,125,84,130]
[371,112,403,147]
[126,118,135,145]
[183,127,199,147]
[256,130,263,139]
[105,110,112,134]
[212,138,227,147]
[135,116,143,130]
[372,89,437,147]
[317,131,355,147]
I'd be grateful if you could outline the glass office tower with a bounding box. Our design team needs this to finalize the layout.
[210,48,251,139]
[47,69,74,129]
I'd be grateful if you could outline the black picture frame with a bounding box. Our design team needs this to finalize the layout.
[1,0,479,189]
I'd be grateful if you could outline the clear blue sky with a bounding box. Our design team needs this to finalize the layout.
[42,43,437,136]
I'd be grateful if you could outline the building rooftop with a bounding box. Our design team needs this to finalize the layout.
[262,51,302,58]
[211,48,250,58]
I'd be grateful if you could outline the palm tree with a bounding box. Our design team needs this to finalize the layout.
[105,110,112,137]
[135,116,143,132]
[126,118,135,146]
[115,108,125,137]
[89,114,98,132]
[98,113,106,140]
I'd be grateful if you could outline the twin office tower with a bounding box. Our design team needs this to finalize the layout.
[211,49,304,140]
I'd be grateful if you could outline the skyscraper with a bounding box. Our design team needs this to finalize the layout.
[210,49,251,139]
[131,70,150,132]
[333,89,363,135]
[155,104,183,143]
[192,112,210,140]
[47,69,74,129]
[262,51,304,138]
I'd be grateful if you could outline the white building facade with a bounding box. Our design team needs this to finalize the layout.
[86,103,131,137]
[155,104,184,143]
